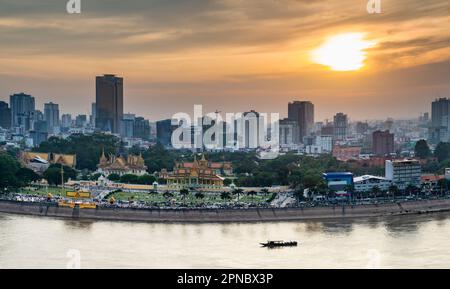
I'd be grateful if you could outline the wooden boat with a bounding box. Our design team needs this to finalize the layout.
[260,240,298,248]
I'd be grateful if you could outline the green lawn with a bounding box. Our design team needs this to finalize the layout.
[18,187,71,197]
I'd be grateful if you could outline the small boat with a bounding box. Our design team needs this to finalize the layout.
[260,240,298,248]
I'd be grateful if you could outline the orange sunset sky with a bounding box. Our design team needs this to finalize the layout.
[0,0,449,121]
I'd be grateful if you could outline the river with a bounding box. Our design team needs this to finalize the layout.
[1,212,450,268]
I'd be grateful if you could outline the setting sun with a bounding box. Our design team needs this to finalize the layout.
[312,33,376,71]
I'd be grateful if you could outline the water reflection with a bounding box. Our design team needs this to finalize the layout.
[2,212,450,268]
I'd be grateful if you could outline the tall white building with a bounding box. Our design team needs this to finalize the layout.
[385,159,421,190]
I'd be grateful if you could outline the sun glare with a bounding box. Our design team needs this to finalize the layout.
[312,33,376,71]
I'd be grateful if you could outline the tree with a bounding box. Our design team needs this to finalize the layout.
[220,192,231,202]
[388,185,399,199]
[293,188,305,206]
[107,174,121,182]
[180,188,189,205]
[223,178,232,187]
[194,192,205,204]
[120,174,139,184]
[137,174,156,185]
[370,186,381,198]
[15,168,41,186]
[414,139,431,159]
[37,133,122,171]
[163,191,174,200]
[43,164,76,186]
[0,153,20,189]
[260,188,270,197]
[247,190,257,203]
[405,184,418,196]
[435,142,450,163]
[232,188,244,204]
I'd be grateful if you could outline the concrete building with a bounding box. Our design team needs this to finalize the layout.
[429,98,450,143]
[10,93,35,133]
[61,114,72,128]
[354,175,393,193]
[315,135,333,153]
[133,117,151,140]
[0,101,11,129]
[157,119,174,147]
[95,74,123,133]
[44,102,60,134]
[288,101,314,143]
[333,113,348,141]
[75,115,88,128]
[372,130,395,156]
[279,118,299,151]
[385,159,421,190]
[120,114,135,139]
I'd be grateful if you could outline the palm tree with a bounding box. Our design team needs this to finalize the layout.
[247,191,257,203]
[232,188,244,204]
[293,189,305,206]
[220,192,231,202]
[163,191,174,200]
[180,188,189,206]
[388,185,399,200]
[195,192,205,205]
[405,184,418,198]
[260,188,270,198]
[370,186,381,199]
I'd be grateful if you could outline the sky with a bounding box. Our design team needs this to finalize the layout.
[0,0,449,122]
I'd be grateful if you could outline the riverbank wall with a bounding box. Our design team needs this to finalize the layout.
[1,199,450,223]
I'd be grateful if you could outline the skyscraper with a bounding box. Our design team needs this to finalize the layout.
[157,119,174,147]
[0,101,11,129]
[134,117,151,140]
[288,101,314,143]
[429,98,450,143]
[10,93,35,134]
[96,74,124,133]
[61,114,72,128]
[90,102,96,127]
[372,130,395,156]
[333,112,348,141]
[44,102,60,134]
[120,113,135,138]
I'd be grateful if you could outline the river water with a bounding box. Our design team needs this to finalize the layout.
[1,212,450,269]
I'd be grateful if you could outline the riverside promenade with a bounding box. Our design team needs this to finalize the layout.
[2,198,450,223]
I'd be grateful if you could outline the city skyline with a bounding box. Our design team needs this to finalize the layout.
[0,0,449,121]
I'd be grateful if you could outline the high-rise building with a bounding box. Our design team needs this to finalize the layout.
[75,115,88,128]
[356,121,369,135]
[120,113,135,138]
[288,101,314,143]
[10,93,35,133]
[90,103,96,127]
[134,117,151,140]
[429,98,450,143]
[44,102,60,134]
[242,110,260,149]
[61,114,72,128]
[157,119,174,147]
[96,74,123,133]
[0,101,11,129]
[372,130,394,156]
[333,113,348,140]
[279,118,299,150]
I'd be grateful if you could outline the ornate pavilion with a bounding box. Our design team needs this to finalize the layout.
[162,155,225,190]
[97,150,147,176]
